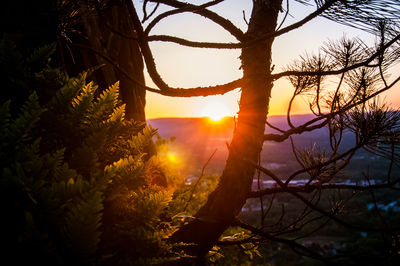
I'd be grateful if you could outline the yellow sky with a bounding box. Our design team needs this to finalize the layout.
[141,0,400,119]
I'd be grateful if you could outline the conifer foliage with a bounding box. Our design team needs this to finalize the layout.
[0,45,183,265]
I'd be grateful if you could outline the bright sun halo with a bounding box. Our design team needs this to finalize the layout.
[202,102,230,121]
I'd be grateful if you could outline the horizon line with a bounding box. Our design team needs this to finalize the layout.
[147,113,315,120]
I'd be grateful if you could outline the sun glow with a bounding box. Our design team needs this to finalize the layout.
[167,152,178,163]
[201,102,231,122]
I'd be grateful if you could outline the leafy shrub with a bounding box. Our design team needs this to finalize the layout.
[0,59,188,264]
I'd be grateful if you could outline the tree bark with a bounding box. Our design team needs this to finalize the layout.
[172,0,282,259]
[63,0,146,122]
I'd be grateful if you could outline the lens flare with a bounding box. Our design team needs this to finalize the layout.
[202,102,230,121]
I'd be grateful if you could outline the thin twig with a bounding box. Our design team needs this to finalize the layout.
[183,149,218,212]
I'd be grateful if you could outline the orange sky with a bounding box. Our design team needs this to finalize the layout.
[141,0,400,119]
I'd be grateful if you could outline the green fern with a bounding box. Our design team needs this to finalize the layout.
[26,43,56,66]
[71,81,97,122]
[91,81,120,122]
[107,104,126,123]
[8,92,44,145]
[128,126,157,154]
[2,65,185,265]
[63,189,103,260]
[0,100,11,158]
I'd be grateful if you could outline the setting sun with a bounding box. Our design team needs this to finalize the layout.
[201,102,231,121]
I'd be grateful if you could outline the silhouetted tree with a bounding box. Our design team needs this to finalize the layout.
[1,0,146,122]
[9,0,399,264]
[58,0,147,121]
[118,0,400,263]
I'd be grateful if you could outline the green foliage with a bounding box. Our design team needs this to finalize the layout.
[0,47,192,264]
[169,174,219,216]
[0,36,65,110]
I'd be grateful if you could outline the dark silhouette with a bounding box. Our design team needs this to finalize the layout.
[125,0,400,263]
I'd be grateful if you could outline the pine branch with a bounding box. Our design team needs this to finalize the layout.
[272,33,400,80]
[264,74,400,143]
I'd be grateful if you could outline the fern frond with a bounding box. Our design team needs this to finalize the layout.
[0,99,11,126]
[9,92,44,144]
[0,100,11,140]
[63,190,103,259]
[72,81,96,111]
[134,190,172,227]
[96,81,119,109]
[50,75,84,110]
[53,163,78,182]
[105,155,146,188]
[49,176,89,200]
[26,43,56,66]
[107,104,125,123]
[90,81,120,123]
[84,128,108,152]
[128,126,157,153]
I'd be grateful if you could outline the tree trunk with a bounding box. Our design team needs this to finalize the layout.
[63,0,146,122]
[172,0,282,258]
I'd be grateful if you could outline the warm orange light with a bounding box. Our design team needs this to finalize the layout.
[167,153,178,163]
[202,102,230,122]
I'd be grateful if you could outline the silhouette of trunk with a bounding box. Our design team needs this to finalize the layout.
[172,0,282,258]
[63,0,146,122]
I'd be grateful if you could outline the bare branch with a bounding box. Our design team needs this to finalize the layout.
[71,42,242,97]
[287,186,400,233]
[147,35,241,49]
[242,10,249,26]
[246,164,400,232]
[232,218,326,260]
[142,0,160,23]
[276,0,290,31]
[216,237,263,246]
[264,119,329,142]
[248,177,400,198]
[247,165,399,232]
[147,0,245,41]
[183,149,217,212]
[245,0,337,45]
[113,0,243,97]
[285,142,361,184]
[145,0,226,35]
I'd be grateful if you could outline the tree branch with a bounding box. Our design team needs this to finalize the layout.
[232,218,326,260]
[148,0,244,41]
[264,119,330,142]
[271,0,336,38]
[285,142,362,184]
[272,33,400,80]
[247,163,400,232]
[248,177,400,198]
[264,73,400,144]
[145,0,225,34]
[71,42,242,97]
[147,35,241,49]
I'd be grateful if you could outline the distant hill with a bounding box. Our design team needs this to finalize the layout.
[148,115,398,180]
